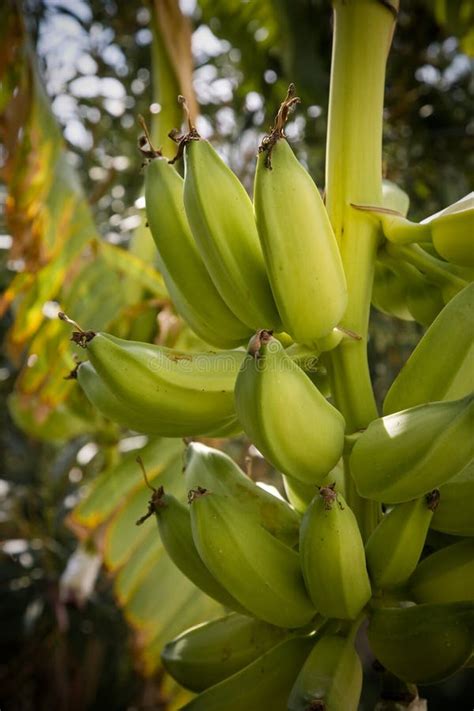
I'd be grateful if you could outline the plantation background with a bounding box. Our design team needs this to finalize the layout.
[0,0,473,709]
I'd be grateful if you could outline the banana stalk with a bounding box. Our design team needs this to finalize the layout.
[324,0,399,538]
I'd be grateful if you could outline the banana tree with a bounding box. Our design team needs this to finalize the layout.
[61,0,473,708]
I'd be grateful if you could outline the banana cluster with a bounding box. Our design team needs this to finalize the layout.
[141,442,368,709]
[129,441,473,706]
[60,85,474,707]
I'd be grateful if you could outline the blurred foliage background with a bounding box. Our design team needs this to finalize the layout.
[1,0,473,709]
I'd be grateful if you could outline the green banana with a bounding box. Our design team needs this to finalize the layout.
[368,602,474,684]
[431,461,474,536]
[299,486,371,619]
[382,179,410,217]
[371,181,414,320]
[140,485,246,613]
[161,612,291,692]
[184,442,301,547]
[402,263,445,326]
[408,538,474,604]
[189,490,316,628]
[427,195,474,267]
[180,635,314,711]
[76,360,165,434]
[374,195,473,267]
[383,282,474,414]
[163,271,248,350]
[374,253,444,325]
[234,331,346,484]
[70,329,243,437]
[365,491,439,590]
[350,395,474,503]
[143,154,251,349]
[283,459,345,515]
[179,123,280,330]
[254,87,347,343]
[372,260,414,321]
[288,632,362,711]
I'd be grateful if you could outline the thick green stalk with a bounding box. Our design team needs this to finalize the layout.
[325,0,398,538]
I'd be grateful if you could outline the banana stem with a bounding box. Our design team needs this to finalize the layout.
[325,0,399,539]
[384,242,468,293]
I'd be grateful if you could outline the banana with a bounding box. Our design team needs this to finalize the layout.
[408,538,474,604]
[163,271,248,350]
[402,263,445,326]
[180,635,314,711]
[161,612,290,692]
[299,486,371,619]
[374,194,474,267]
[139,484,246,613]
[350,394,474,503]
[76,360,164,434]
[373,253,444,325]
[283,459,345,515]
[143,153,251,349]
[68,327,243,437]
[184,442,301,547]
[234,331,346,485]
[176,112,280,330]
[288,632,362,711]
[382,179,410,217]
[383,283,474,414]
[254,85,347,343]
[368,602,474,684]
[426,194,474,268]
[365,491,439,591]
[189,490,316,628]
[372,260,414,321]
[371,181,413,320]
[431,461,474,536]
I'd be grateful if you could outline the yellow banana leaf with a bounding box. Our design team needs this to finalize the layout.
[0,5,167,438]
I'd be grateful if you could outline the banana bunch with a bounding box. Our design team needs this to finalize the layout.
[288,631,362,711]
[350,394,474,503]
[58,74,472,704]
[161,612,291,692]
[184,442,301,547]
[67,324,244,437]
[299,485,372,619]
[365,491,439,591]
[254,84,347,344]
[235,330,346,484]
[408,538,474,604]
[368,602,474,684]
[143,145,251,349]
[189,489,316,628]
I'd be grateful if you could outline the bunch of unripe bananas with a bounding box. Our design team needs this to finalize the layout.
[61,86,474,709]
